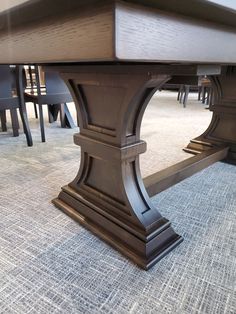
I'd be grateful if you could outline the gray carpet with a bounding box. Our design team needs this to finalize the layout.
[0,93,235,313]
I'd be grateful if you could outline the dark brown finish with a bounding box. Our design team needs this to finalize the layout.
[51,64,234,269]
[0,0,235,269]
[0,2,115,63]
[1,0,236,29]
[114,1,236,63]
[0,1,236,63]
[144,146,229,197]
[52,65,185,270]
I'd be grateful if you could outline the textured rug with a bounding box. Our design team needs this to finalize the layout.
[0,92,235,313]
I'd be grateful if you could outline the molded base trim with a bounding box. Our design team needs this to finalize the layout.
[53,187,183,270]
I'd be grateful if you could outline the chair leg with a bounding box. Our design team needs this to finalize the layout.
[177,86,181,101]
[16,65,33,146]
[198,86,202,101]
[19,110,33,147]
[18,103,33,146]
[62,103,76,128]
[48,104,54,123]
[34,102,38,119]
[202,87,206,104]
[38,105,46,142]
[48,104,60,123]
[206,87,212,106]
[10,109,19,137]
[179,85,185,104]
[0,110,7,131]
[177,84,184,102]
[15,110,20,130]
[183,85,190,108]
[59,103,67,128]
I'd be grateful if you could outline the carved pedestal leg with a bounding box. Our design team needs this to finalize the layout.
[53,66,182,269]
[185,69,236,163]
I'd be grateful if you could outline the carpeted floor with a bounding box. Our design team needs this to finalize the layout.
[0,92,235,313]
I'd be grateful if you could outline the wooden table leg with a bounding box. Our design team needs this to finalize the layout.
[185,68,236,163]
[52,65,183,270]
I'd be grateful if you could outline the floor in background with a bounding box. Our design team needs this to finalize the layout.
[140,91,212,177]
[0,92,235,314]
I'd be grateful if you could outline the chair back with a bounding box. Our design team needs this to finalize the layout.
[0,65,15,98]
[45,71,70,94]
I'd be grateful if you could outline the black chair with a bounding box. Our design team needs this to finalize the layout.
[24,65,40,119]
[177,84,199,107]
[162,76,199,107]
[0,65,32,146]
[24,66,75,142]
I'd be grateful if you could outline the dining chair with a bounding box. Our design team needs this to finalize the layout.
[198,76,213,106]
[24,66,75,142]
[162,76,199,107]
[0,65,32,146]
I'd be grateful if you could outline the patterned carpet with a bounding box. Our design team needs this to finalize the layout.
[0,92,235,313]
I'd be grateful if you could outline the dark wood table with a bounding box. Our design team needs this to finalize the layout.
[1,0,235,269]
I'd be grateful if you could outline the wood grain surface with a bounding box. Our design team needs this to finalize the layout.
[0,0,236,63]
[1,0,236,28]
[0,2,114,63]
[115,1,236,63]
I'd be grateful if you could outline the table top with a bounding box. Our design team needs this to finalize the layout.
[1,0,236,26]
[0,0,236,64]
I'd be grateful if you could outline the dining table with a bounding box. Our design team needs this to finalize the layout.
[1,0,235,269]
